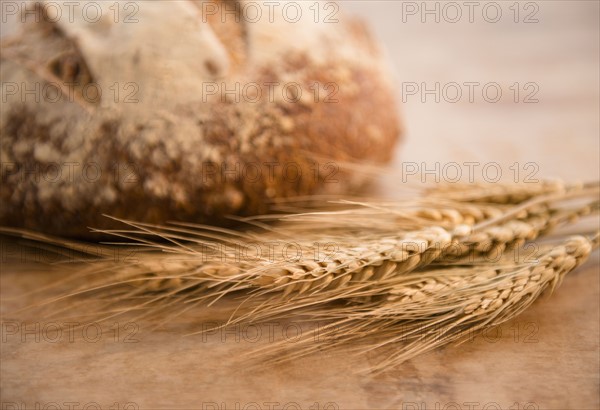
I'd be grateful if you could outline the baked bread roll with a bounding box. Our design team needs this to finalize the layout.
[1,0,401,238]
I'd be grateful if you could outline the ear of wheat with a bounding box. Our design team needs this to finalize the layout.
[252,234,596,373]
[3,180,598,372]
[83,190,595,326]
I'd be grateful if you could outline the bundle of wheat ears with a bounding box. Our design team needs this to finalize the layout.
[4,179,599,372]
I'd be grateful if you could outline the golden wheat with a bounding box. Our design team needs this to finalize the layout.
[4,180,598,372]
[248,234,596,372]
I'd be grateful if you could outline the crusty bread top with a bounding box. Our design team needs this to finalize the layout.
[1,1,401,237]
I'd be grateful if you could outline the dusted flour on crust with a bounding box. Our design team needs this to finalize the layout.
[1,1,401,237]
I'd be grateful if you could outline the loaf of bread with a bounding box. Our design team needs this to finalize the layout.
[1,0,401,237]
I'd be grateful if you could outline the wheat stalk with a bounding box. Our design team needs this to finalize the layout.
[19,185,588,335]
[199,206,595,329]
[247,234,596,373]
[439,200,598,262]
[21,183,593,306]
[4,181,598,372]
[198,197,596,310]
[425,179,581,204]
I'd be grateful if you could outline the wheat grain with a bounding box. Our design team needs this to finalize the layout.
[25,184,592,327]
[426,180,575,204]
[439,200,598,262]
[247,234,596,372]
[68,197,590,336]
[4,180,598,372]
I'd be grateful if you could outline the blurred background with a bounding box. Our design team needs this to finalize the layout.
[343,1,599,183]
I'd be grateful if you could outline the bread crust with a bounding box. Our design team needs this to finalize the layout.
[1,1,401,237]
